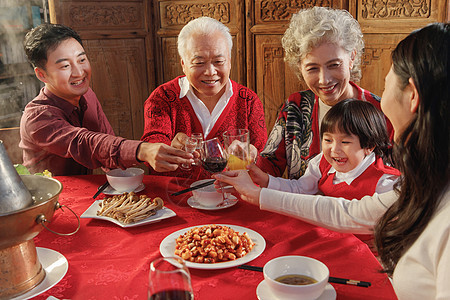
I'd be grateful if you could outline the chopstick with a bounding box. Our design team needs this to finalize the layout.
[237,265,371,288]
[238,265,263,272]
[93,181,109,199]
[328,277,371,287]
[170,179,215,196]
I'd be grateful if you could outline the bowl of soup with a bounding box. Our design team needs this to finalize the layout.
[263,255,329,300]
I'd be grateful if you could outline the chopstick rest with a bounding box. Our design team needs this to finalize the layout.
[93,181,109,199]
[237,265,371,288]
[170,179,216,196]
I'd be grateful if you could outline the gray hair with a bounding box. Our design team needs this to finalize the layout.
[282,6,364,82]
[177,17,233,61]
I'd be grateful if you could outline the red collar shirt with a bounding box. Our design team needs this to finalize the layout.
[19,87,141,175]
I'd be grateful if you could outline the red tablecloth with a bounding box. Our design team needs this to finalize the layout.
[31,175,397,300]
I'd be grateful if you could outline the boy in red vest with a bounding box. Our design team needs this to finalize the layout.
[248,99,401,253]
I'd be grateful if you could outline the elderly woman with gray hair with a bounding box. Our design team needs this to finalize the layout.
[141,17,267,178]
[256,6,392,179]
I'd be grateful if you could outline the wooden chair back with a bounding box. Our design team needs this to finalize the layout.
[0,127,23,164]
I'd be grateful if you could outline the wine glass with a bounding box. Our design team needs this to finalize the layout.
[148,257,194,300]
[200,138,230,205]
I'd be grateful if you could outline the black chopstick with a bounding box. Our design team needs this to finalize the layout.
[328,277,371,287]
[237,265,371,288]
[238,265,263,272]
[170,179,215,196]
[93,181,109,199]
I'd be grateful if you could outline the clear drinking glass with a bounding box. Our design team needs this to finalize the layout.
[148,257,194,300]
[180,137,198,170]
[191,133,203,166]
[223,129,250,170]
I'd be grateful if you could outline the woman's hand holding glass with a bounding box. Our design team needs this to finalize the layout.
[213,169,262,205]
[223,129,252,170]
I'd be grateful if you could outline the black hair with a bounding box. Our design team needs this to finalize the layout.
[23,23,83,70]
[320,98,390,157]
[375,23,450,276]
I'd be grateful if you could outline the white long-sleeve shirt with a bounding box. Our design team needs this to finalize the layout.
[259,185,450,299]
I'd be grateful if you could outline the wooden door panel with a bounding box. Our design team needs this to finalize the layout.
[360,33,408,97]
[85,39,148,140]
[160,37,183,84]
[254,35,305,130]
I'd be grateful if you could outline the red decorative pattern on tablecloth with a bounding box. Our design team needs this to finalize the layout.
[31,175,397,300]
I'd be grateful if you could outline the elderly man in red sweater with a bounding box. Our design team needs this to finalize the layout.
[141,17,267,179]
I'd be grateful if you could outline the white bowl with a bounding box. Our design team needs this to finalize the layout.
[106,167,144,193]
[191,179,224,207]
[263,256,329,300]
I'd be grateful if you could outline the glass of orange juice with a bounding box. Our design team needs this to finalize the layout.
[223,129,251,170]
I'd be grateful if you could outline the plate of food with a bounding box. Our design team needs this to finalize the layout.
[81,192,176,228]
[160,224,265,269]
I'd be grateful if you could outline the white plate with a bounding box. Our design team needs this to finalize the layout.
[256,280,336,300]
[100,182,145,196]
[80,200,176,228]
[187,195,238,210]
[11,247,68,300]
[160,224,265,270]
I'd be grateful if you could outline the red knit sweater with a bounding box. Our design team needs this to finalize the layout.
[141,76,267,179]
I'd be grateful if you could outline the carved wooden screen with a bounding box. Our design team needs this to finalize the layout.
[48,0,154,141]
[352,0,449,101]
[154,0,246,85]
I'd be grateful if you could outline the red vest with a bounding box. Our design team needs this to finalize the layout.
[318,155,400,253]
[318,155,400,200]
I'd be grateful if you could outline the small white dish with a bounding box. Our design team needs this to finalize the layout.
[100,182,145,196]
[187,195,238,210]
[11,247,68,300]
[80,200,176,228]
[257,280,336,300]
[191,179,224,206]
[160,224,266,270]
[106,167,144,192]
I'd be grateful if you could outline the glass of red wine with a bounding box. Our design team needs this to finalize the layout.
[200,138,230,206]
[148,257,193,300]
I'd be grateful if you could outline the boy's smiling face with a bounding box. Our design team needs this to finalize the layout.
[321,131,373,173]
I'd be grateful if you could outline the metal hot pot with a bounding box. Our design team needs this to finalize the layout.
[0,175,65,298]
[0,142,79,299]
